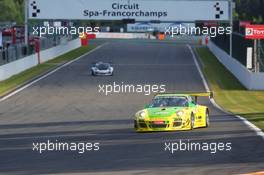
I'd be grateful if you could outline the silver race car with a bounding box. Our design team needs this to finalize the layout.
[91,62,114,76]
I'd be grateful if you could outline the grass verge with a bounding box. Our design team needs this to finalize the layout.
[0,45,96,97]
[196,47,264,131]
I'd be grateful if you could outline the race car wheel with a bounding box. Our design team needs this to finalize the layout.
[190,113,195,130]
[205,110,210,127]
[134,120,138,129]
[91,71,95,76]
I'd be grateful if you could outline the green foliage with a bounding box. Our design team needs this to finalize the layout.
[0,0,24,24]
[235,0,264,23]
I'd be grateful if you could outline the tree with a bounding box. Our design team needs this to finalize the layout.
[0,0,23,24]
[235,0,264,23]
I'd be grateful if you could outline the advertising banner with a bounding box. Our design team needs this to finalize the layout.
[245,25,264,39]
[127,22,195,32]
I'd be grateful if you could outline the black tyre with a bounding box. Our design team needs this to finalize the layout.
[190,113,195,130]
[205,110,210,127]
[134,120,138,129]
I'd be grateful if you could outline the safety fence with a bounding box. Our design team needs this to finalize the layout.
[211,33,252,66]
[260,40,264,72]
[208,41,264,90]
[0,38,81,81]
[211,32,264,72]
[0,36,75,66]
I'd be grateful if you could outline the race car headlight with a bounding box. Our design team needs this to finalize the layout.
[139,111,147,118]
[176,110,184,117]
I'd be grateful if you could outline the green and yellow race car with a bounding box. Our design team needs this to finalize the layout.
[134,92,212,132]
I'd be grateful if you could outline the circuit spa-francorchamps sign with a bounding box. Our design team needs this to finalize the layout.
[28,0,230,21]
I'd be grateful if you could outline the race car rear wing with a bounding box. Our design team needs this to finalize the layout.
[155,91,213,103]
[186,92,213,103]
[186,92,213,98]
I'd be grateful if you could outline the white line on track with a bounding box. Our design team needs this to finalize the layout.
[187,44,264,140]
[0,43,108,103]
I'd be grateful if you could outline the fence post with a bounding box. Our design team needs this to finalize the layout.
[35,39,40,64]
[229,0,233,58]
[257,39,261,72]
[253,39,258,72]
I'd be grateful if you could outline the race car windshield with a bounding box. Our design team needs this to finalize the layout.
[97,63,110,70]
[150,97,188,107]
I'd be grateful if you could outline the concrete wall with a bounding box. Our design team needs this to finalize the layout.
[0,38,81,81]
[39,38,80,63]
[208,41,264,90]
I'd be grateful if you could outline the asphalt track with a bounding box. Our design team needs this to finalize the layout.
[0,39,263,175]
